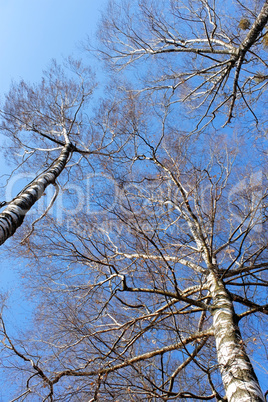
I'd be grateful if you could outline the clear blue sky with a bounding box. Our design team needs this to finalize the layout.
[0,0,107,96]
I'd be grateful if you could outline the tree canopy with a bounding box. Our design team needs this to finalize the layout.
[0,1,267,401]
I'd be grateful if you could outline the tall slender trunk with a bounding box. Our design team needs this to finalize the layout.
[207,272,264,402]
[0,143,72,246]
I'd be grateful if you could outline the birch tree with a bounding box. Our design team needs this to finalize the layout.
[0,58,118,246]
[0,1,267,401]
[0,143,72,246]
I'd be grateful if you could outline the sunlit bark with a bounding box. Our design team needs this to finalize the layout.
[0,143,72,246]
[208,272,264,402]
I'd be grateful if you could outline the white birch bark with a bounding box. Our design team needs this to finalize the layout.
[239,1,268,55]
[0,144,72,246]
[207,272,264,402]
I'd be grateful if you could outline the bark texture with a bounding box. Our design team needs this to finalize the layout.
[239,1,268,55]
[208,272,264,402]
[0,144,72,246]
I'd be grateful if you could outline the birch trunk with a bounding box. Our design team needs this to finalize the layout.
[0,143,72,246]
[207,272,264,402]
[239,1,268,55]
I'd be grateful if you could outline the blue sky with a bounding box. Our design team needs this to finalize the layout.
[0,0,106,96]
